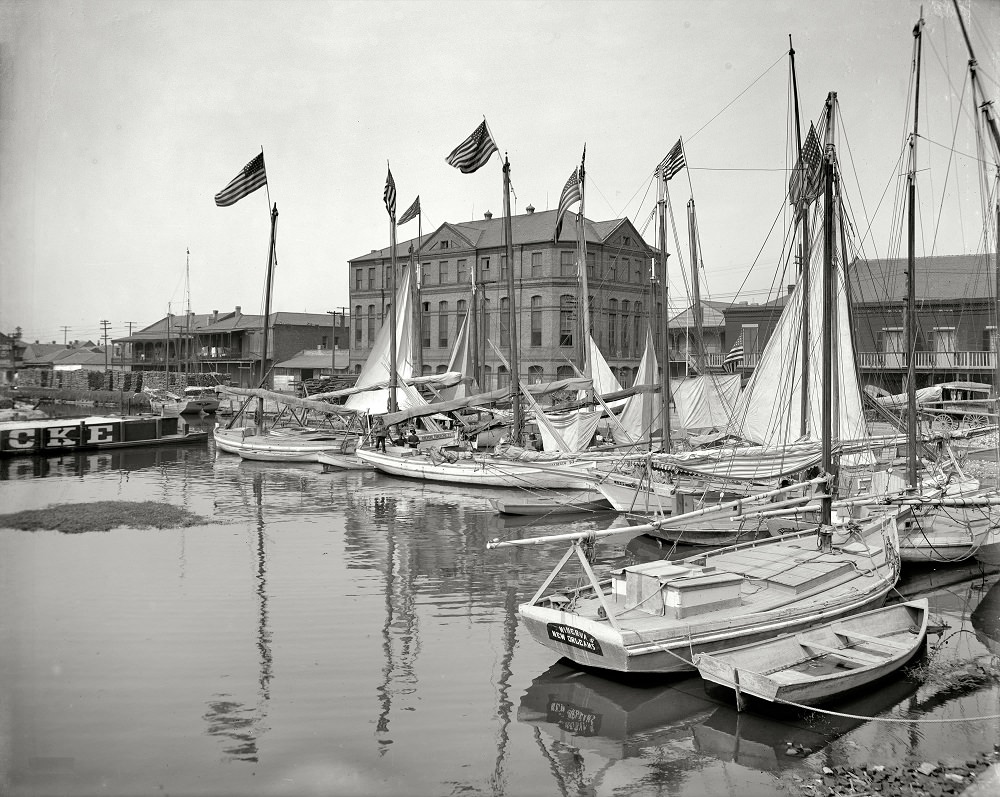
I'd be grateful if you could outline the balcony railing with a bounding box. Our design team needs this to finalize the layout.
[857,351,995,370]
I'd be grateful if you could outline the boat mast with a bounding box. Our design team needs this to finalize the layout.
[166,302,171,379]
[577,148,592,380]
[950,0,1000,399]
[658,168,671,453]
[388,209,399,415]
[409,218,423,379]
[821,92,837,527]
[790,36,811,438]
[687,199,704,374]
[906,14,923,490]
[258,203,278,433]
[502,157,522,443]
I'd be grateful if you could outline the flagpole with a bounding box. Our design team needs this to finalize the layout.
[412,211,423,377]
[502,155,521,443]
[657,171,671,454]
[387,167,399,415]
[261,146,271,210]
[258,203,278,433]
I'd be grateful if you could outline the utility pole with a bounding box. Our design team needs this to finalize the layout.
[100,319,111,375]
[60,325,70,345]
[124,322,137,369]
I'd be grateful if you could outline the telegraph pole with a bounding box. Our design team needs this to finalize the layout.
[100,319,111,376]
[60,325,70,345]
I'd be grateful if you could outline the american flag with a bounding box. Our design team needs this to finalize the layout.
[445,120,498,174]
[657,138,685,182]
[214,152,267,207]
[384,167,396,219]
[554,167,581,240]
[789,123,823,205]
[398,195,420,225]
[723,332,744,373]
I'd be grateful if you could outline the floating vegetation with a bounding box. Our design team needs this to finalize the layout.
[905,651,1000,692]
[0,501,209,533]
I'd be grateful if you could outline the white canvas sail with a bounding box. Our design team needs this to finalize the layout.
[437,309,480,401]
[613,326,659,445]
[729,205,868,447]
[672,374,742,432]
[345,266,416,414]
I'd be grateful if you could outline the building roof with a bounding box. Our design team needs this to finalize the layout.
[274,349,350,370]
[113,311,336,343]
[668,301,729,329]
[350,209,652,264]
[851,254,994,304]
[52,349,108,366]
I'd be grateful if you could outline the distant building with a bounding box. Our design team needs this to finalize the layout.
[348,207,656,390]
[112,306,351,389]
[0,332,24,385]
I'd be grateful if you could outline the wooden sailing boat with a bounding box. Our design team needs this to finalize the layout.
[489,110,903,675]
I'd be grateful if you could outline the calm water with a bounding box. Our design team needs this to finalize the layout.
[1,416,998,797]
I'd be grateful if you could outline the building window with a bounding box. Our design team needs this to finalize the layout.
[621,300,630,353]
[560,251,575,277]
[355,269,363,291]
[368,267,375,289]
[633,302,642,352]
[531,251,543,277]
[481,256,491,279]
[384,264,392,288]
[530,295,542,347]
[560,295,575,347]
[587,253,596,281]
[608,299,618,351]
[528,365,544,384]
[623,235,631,246]
[499,297,510,348]
[421,262,431,286]
[438,301,449,348]
[367,304,375,345]
[321,335,328,349]
[498,365,509,389]
[634,260,643,282]
[421,302,431,348]
[623,258,631,284]
[457,259,467,284]
[457,299,466,338]
[440,240,449,249]
[354,305,362,345]
[482,298,491,343]
[439,260,449,284]
[609,257,618,281]
[500,254,508,280]
[556,364,575,381]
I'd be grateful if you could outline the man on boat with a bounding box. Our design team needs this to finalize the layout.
[406,428,419,449]
[373,417,387,452]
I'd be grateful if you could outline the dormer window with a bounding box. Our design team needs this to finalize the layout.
[440,240,449,249]
[623,235,631,246]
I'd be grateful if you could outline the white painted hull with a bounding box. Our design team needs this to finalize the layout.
[355,448,596,489]
[213,427,355,463]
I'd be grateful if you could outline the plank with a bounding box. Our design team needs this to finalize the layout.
[829,626,911,650]
[795,638,885,665]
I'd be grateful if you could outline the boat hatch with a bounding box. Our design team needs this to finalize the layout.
[621,561,743,619]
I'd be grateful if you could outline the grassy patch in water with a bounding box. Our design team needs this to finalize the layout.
[0,501,209,533]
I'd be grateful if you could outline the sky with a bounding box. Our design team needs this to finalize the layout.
[1,0,998,347]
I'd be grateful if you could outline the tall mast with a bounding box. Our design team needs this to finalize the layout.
[502,157,521,441]
[790,36,811,437]
[687,199,703,373]
[166,303,171,378]
[258,203,278,432]
[950,0,1000,398]
[906,14,923,489]
[577,148,591,379]
[388,211,399,414]
[820,92,837,527]
[658,170,671,453]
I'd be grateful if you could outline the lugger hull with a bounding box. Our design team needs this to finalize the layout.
[518,515,901,675]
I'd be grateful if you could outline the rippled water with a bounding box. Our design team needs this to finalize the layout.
[1,419,998,797]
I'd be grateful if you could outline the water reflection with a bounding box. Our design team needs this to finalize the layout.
[970,578,1000,656]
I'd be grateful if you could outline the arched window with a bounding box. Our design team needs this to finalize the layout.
[435,364,447,374]
[528,365,544,384]
[500,296,510,348]
[559,294,575,347]
[498,365,509,389]
[421,302,431,348]
[482,298,491,342]
[556,365,575,381]
[367,304,375,345]
[530,295,542,347]
[355,305,362,345]
[422,364,431,376]
[608,299,618,351]
[483,364,492,390]
[438,301,449,348]
[633,302,643,352]
[621,300,630,353]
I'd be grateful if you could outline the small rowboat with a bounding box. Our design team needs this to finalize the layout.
[693,599,928,709]
[488,489,612,516]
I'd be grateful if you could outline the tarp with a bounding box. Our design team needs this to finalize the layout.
[672,373,742,431]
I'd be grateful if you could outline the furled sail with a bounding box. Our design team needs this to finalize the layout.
[345,266,416,414]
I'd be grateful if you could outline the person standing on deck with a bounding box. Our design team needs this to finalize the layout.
[373,417,387,452]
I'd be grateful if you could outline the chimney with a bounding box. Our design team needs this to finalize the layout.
[235,305,241,315]
[484,210,493,220]
[212,310,219,323]
[526,204,535,214]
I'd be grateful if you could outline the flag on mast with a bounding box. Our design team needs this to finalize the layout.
[445,120,498,174]
[554,167,581,241]
[723,332,745,373]
[398,196,420,225]
[789,122,823,205]
[384,167,396,219]
[657,138,685,181]
[214,152,267,207]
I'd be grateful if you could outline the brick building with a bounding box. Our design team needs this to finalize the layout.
[348,207,657,390]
